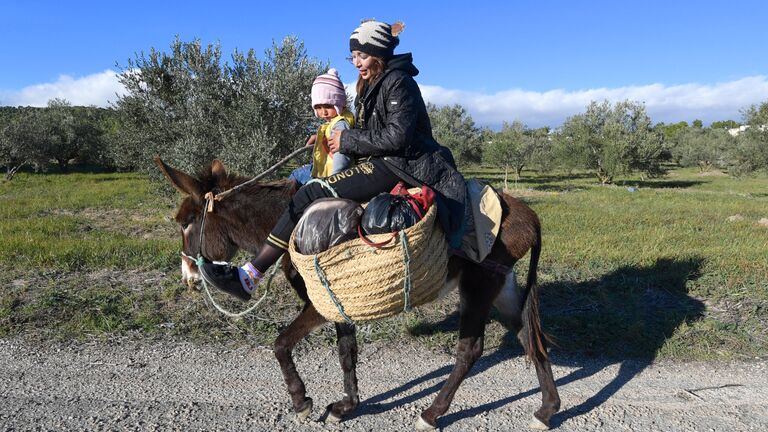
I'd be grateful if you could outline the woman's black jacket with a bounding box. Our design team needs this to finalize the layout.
[340,53,466,246]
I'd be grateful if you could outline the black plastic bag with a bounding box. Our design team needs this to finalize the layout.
[294,198,364,254]
[361,193,425,235]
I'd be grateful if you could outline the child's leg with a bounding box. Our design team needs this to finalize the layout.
[330,152,353,175]
[288,163,312,185]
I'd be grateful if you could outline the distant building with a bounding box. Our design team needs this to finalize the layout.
[728,125,768,136]
[727,125,751,137]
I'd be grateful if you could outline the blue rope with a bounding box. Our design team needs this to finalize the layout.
[313,255,353,324]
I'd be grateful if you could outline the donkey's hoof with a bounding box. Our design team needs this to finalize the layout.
[326,411,342,424]
[295,398,313,422]
[415,414,437,431]
[528,415,550,430]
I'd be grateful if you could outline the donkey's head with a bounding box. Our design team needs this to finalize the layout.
[154,157,242,287]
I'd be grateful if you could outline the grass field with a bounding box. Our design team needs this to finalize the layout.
[1,166,766,360]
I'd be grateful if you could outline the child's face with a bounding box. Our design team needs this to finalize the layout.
[314,104,338,121]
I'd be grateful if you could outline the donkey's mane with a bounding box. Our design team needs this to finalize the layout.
[195,164,296,197]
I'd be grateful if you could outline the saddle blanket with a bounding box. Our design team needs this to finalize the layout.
[460,179,502,263]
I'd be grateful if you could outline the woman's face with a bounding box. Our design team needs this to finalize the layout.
[350,50,376,80]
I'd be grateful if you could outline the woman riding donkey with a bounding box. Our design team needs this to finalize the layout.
[200,20,466,298]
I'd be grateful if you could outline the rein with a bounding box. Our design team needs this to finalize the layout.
[186,146,311,318]
[205,145,311,211]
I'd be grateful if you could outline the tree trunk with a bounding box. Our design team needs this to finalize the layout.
[515,165,524,189]
[596,164,613,185]
[504,166,509,191]
[5,162,25,181]
[57,159,69,173]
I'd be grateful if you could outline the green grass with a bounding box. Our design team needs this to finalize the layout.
[1,167,767,361]
[0,172,179,270]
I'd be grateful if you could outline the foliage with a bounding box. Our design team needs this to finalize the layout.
[37,99,79,172]
[1,103,114,178]
[728,100,768,176]
[672,127,733,172]
[710,119,739,130]
[1,107,43,179]
[483,121,547,188]
[114,36,326,179]
[654,121,689,162]
[554,100,664,184]
[427,103,483,166]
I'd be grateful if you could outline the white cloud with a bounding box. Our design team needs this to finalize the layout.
[0,70,127,107]
[419,75,768,128]
[5,71,767,130]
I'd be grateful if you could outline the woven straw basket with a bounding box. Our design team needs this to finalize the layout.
[288,203,448,322]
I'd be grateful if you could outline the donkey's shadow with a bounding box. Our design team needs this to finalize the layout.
[358,257,705,428]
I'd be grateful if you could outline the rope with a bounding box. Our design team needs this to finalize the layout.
[306,229,414,322]
[196,254,282,319]
[192,194,278,319]
[313,255,353,324]
[304,178,339,197]
[213,146,312,202]
[399,231,413,312]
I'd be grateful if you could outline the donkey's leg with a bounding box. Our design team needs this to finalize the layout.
[417,265,496,430]
[273,304,327,421]
[516,318,560,429]
[326,322,360,422]
[492,270,560,429]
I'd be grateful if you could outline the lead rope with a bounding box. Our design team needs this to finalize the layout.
[195,253,281,319]
[191,194,280,319]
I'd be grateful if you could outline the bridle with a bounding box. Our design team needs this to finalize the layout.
[179,146,311,318]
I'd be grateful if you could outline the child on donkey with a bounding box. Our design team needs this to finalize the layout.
[288,69,355,185]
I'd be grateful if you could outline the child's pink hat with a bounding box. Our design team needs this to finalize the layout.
[311,68,347,116]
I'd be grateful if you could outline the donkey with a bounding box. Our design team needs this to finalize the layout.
[155,157,560,430]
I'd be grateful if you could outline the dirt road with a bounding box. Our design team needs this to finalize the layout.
[1,338,766,431]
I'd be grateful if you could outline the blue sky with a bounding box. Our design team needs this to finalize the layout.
[1,0,767,128]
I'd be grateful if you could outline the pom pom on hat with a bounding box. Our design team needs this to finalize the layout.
[311,68,347,116]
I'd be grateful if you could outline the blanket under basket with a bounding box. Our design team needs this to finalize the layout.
[288,203,448,323]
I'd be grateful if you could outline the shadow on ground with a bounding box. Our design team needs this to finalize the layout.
[356,257,705,429]
[615,179,706,189]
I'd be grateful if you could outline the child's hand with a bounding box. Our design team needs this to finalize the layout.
[306,134,317,147]
[328,130,342,153]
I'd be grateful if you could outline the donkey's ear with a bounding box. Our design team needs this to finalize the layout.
[210,159,227,182]
[153,157,203,201]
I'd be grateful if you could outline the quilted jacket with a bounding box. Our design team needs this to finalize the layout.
[340,53,466,245]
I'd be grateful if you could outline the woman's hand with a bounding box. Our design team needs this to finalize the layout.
[328,130,342,153]
[306,134,317,147]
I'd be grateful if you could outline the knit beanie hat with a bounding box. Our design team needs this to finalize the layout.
[349,20,404,60]
[311,68,347,116]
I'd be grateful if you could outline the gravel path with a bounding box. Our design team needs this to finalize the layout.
[1,338,766,431]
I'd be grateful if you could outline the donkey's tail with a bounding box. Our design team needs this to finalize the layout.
[522,222,549,363]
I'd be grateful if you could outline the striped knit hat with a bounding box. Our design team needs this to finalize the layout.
[349,20,404,60]
[311,68,346,116]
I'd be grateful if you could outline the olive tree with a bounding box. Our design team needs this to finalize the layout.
[1,108,44,179]
[114,36,326,178]
[427,103,483,166]
[555,100,664,184]
[483,121,543,189]
[729,101,768,176]
[673,127,732,172]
